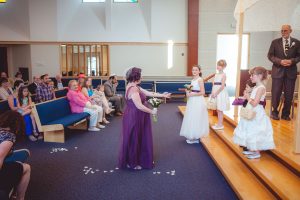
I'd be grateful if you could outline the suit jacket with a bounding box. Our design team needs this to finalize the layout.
[104,80,116,98]
[267,37,300,79]
[28,82,38,94]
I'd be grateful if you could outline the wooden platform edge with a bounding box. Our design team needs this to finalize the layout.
[223,114,300,175]
[178,106,275,200]
[211,115,300,200]
[201,133,275,200]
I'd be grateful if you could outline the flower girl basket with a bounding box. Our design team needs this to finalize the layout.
[239,103,256,120]
[207,96,217,110]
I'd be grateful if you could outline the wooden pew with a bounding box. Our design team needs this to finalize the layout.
[32,97,90,143]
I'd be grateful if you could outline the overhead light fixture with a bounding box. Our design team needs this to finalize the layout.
[0,0,7,3]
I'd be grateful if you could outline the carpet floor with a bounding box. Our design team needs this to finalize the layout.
[16,102,237,200]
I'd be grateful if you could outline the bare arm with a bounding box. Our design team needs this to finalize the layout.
[246,87,265,107]
[130,88,154,114]
[0,141,13,169]
[187,79,205,97]
[16,98,23,110]
[140,88,171,98]
[212,74,226,97]
[81,87,89,98]
[7,95,17,111]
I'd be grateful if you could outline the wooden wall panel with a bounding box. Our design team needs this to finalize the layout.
[187,0,199,76]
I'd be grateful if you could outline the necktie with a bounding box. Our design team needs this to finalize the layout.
[284,39,289,56]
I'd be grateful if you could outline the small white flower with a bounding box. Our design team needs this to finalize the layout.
[291,42,296,47]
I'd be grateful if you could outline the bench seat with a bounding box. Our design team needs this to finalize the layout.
[46,112,89,127]
[32,97,90,143]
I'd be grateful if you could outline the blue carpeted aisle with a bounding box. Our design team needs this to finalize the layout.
[16,102,237,200]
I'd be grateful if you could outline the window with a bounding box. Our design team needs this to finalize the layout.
[113,0,138,3]
[60,44,109,77]
[216,34,249,93]
[82,0,105,2]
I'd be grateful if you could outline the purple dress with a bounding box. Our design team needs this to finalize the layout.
[118,86,154,169]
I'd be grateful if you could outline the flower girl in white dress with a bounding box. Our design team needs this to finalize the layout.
[180,65,209,144]
[233,67,275,159]
[211,59,230,130]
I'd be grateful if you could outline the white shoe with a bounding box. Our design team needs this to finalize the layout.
[98,124,105,129]
[247,153,261,159]
[243,151,255,155]
[212,125,224,130]
[88,127,100,132]
[186,139,199,144]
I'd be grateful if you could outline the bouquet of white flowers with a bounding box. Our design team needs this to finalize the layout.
[148,97,163,122]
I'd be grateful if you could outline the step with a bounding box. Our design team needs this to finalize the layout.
[209,116,300,200]
[223,113,300,175]
[201,132,275,200]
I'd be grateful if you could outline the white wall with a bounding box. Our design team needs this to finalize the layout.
[29,0,58,41]
[198,0,275,76]
[0,0,30,41]
[1,0,188,79]
[2,0,289,79]
[30,45,60,77]
[110,45,187,76]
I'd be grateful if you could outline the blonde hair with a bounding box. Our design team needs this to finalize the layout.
[217,59,227,68]
[249,66,268,81]
[68,80,77,88]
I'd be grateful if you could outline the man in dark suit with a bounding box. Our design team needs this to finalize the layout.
[268,25,300,120]
[27,75,40,94]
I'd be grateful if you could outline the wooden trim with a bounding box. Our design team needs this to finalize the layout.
[77,45,80,74]
[84,46,86,75]
[187,0,199,76]
[0,41,188,46]
[43,124,64,132]
[31,103,43,132]
[295,74,300,153]
[66,46,68,76]
[106,45,110,76]
[34,96,67,106]
[95,45,98,76]
[72,45,74,75]
[89,45,92,76]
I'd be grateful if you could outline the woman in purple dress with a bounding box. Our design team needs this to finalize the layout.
[119,67,170,170]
